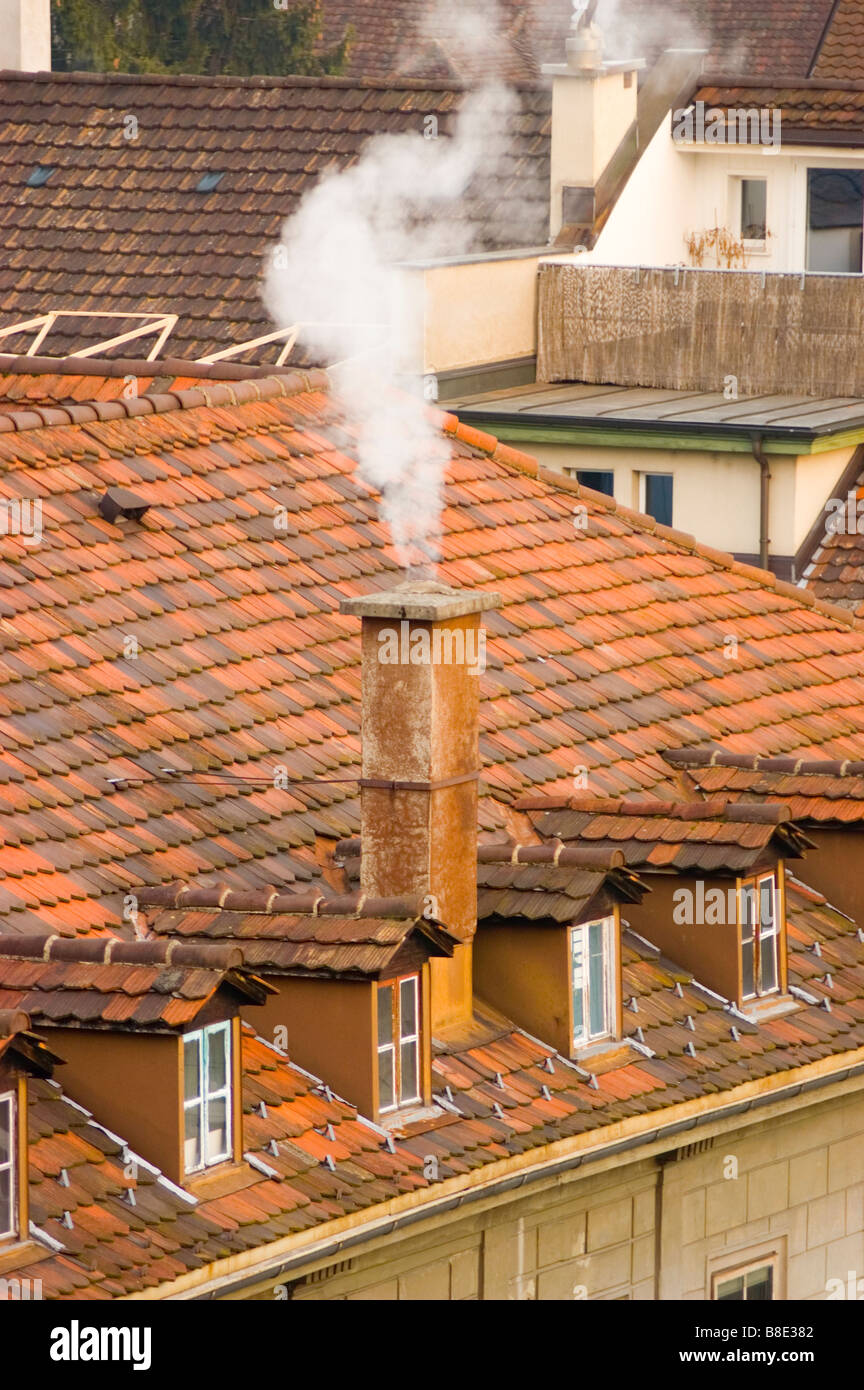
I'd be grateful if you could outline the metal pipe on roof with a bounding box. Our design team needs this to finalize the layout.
[751,432,772,570]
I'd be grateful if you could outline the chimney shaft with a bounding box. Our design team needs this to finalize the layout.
[341,583,501,1029]
[0,0,51,71]
[543,22,643,239]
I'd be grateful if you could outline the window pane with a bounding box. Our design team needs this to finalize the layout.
[740,884,755,942]
[759,878,776,935]
[378,1045,395,1111]
[184,1103,202,1171]
[588,922,607,1037]
[378,985,393,1048]
[400,977,417,1039]
[746,1266,773,1301]
[716,1274,744,1300]
[644,475,673,527]
[400,1039,419,1104]
[206,1096,228,1162]
[184,1034,200,1103]
[742,938,755,998]
[208,1026,227,1093]
[576,470,614,497]
[571,929,585,1045]
[0,1168,10,1238]
[741,179,767,240]
[807,168,864,272]
[760,932,778,994]
[0,1097,10,1157]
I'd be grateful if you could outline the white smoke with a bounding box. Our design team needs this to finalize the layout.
[264,78,519,571]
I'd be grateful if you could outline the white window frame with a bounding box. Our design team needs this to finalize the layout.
[739,870,780,1001]
[183,1021,232,1174]
[377,973,421,1114]
[570,917,616,1050]
[734,175,769,252]
[0,1091,16,1241]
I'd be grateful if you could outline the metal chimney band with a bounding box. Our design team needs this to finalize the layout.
[358,772,480,793]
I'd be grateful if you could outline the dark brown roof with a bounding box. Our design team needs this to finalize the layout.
[803,473,864,608]
[320,0,834,81]
[477,857,646,923]
[692,78,864,143]
[0,70,551,363]
[520,796,813,872]
[138,888,456,976]
[0,1007,62,1074]
[0,935,273,1030]
[665,747,864,824]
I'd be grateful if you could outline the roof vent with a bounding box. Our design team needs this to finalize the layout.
[26,165,55,188]
[98,488,151,524]
[195,171,225,193]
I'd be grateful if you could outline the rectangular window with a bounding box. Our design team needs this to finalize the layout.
[575,469,614,497]
[183,1021,232,1173]
[739,871,780,1000]
[571,918,615,1049]
[740,178,767,243]
[807,168,864,273]
[377,974,420,1113]
[714,1261,774,1301]
[0,1092,16,1241]
[640,473,673,527]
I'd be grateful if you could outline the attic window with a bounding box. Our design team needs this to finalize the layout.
[183,1022,232,1173]
[571,918,616,1050]
[195,171,225,193]
[26,165,55,188]
[377,975,420,1114]
[98,488,151,524]
[0,1091,16,1241]
[740,872,780,1000]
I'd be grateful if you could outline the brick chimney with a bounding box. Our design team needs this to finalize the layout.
[340,582,501,1030]
[543,11,643,238]
[0,0,51,70]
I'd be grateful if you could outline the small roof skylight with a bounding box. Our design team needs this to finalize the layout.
[26,165,55,188]
[195,171,225,193]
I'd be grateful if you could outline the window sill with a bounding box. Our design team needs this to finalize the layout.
[571,1037,630,1068]
[738,993,798,1023]
[378,1100,438,1130]
[183,1158,250,1199]
[0,1238,50,1276]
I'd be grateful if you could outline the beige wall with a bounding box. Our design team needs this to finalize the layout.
[247,1083,864,1302]
[401,256,541,378]
[524,440,854,559]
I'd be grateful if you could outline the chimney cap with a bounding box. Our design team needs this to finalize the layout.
[340,581,502,622]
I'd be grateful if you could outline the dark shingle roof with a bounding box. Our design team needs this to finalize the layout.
[0,70,551,363]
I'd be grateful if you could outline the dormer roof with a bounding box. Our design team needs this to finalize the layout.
[517,796,814,871]
[0,936,273,1031]
[665,748,864,825]
[137,888,457,978]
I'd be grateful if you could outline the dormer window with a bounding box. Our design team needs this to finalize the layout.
[183,1022,232,1173]
[571,917,616,1049]
[377,975,420,1114]
[740,872,779,1000]
[0,1091,16,1240]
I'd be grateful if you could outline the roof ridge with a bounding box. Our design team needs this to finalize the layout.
[0,66,547,95]
[0,367,329,438]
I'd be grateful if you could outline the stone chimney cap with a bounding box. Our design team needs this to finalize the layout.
[340,582,502,622]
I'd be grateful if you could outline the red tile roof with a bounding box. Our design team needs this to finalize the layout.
[1,363,864,937]
[0,71,551,363]
[9,1024,428,1299]
[0,935,272,1030]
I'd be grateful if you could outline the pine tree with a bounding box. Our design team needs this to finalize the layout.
[51,0,351,76]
